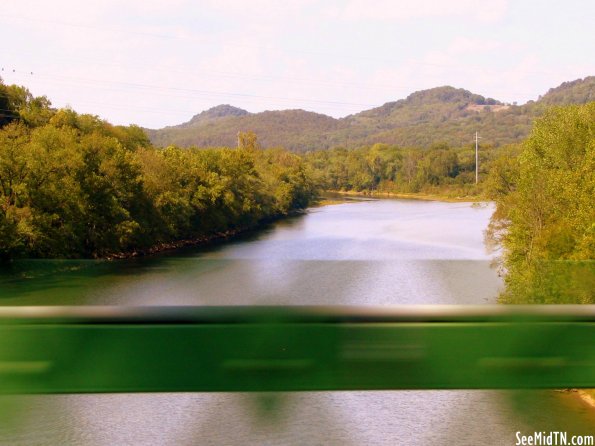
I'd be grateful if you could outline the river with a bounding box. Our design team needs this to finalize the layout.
[1,198,593,445]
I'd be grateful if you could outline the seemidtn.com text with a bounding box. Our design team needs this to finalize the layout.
[516,432,594,446]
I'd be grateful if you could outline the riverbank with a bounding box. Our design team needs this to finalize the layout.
[325,189,484,203]
[104,211,306,260]
[100,190,486,259]
[104,229,244,260]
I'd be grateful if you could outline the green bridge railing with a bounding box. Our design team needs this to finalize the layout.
[0,305,594,393]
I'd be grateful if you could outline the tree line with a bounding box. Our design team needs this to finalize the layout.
[486,102,594,303]
[301,142,510,199]
[0,81,316,260]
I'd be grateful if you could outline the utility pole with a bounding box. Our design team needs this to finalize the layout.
[475,131,481,184]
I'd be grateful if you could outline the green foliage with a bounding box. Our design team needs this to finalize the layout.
[255,148,317,214]
[537,77,595,105]
[237,130,260,152]
[0,80,54,128]
[0,82,317,260]
[488,103,595,303]
[302,142,498,198]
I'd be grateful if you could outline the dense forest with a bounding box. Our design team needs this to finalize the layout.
[301,142,511,199]
[0,80,316,260]
[148,77,595,151]
[486,103,594,304]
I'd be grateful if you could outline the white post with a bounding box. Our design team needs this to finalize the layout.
[475,132,479,184]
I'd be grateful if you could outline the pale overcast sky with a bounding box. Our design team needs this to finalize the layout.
[1,0,593,128]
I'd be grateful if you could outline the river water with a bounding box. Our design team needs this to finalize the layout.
[1,198,593,445]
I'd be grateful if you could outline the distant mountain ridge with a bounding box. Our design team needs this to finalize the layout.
[147,76,595,151]
[176,104,249,128]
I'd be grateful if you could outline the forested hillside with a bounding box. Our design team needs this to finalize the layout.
[148,108,341,151]
[148,77,595,151]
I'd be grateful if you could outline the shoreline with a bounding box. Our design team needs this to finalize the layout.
[103,210,306,261]
[8,193,483,263]
[104,228,245,260]
[325,189,484,203]
[78,190,486,261]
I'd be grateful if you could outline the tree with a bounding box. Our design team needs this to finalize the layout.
[489,103,595,303]
[237,131,260,152]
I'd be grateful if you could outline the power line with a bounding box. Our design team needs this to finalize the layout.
[0,48,570,105]
[3,63,555,116]
[2,64,588,128]
[0,78,372,122]
[4,70,383,110]
[0,49,416,95]
[5,51,570,107]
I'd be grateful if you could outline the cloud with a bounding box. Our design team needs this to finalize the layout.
[336,0,509,23]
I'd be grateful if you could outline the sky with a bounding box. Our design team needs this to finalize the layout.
[1,0,593,128]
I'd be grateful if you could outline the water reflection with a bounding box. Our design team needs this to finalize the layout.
[1,199,592,445]
[3,390,594,446]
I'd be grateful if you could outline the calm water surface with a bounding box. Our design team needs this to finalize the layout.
[1,199,593,445]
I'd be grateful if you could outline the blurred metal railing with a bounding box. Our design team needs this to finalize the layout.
[0,305,594,393]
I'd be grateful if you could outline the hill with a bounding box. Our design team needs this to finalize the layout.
[148,77,595,151]
[179,104,250,126]
[537,78,595,105]
[148,108,341,151]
